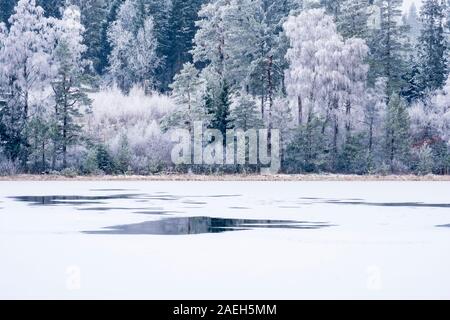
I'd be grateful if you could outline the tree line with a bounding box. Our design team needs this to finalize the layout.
[0,0,449,176]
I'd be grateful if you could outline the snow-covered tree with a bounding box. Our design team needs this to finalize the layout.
[192,0,229,80]
[417,0,448,92]
[170,63,205,112]
[1,0,54,118]
[0,0,54,163]
[107,0,160,93]
[410,74,450,146]
[165,62,207,130]
[337,0,370,39]
[51,5,91,168]
[229,91,263,131]
[166,0,205,88]
[284,9,368,128]
[284,9,369,168]
[369,0,407,95]
[70,0,109,74]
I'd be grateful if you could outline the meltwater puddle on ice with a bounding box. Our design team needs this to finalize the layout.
[83,217,333,235]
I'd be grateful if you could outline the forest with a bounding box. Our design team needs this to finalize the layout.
[0,0,449,176]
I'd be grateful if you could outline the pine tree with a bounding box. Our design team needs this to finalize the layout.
[165,62,207,130]
[73,0,109,74]
[320,0,341,17]
[107,0,160,93]
[208,80,233,136]
[338,133,369,174]
[402,60,424,102]
[170,62,205,112]
[384,93,411,172]
[115,133,130,173]
[52,5,91,168]
[96,144,115,174]
[337,0,370,39]
[229,92,263,131]
[136,0,172,91]
[417,0,448,92]
[166,0,205,88]
[284,116,327,173]
[98,0,125,75]
[368,0,407,95]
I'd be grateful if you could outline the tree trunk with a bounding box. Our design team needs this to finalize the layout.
[298,95,303,125]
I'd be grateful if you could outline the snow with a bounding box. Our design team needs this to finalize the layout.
[0,181,449,299]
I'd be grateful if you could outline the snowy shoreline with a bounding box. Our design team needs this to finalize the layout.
[1,174,450,181]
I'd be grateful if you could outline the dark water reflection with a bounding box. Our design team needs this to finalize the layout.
[324,200,450,208]
[11,194,144,206]
[298,197,450,209]
[84,217,333,235]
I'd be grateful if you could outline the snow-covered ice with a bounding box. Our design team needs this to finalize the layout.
[0,181,449,299]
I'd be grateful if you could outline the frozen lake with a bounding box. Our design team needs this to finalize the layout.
[0,181,449,299]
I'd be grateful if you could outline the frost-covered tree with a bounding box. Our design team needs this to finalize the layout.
[417,0,448,92]
[192,0,229,80]
[1,0,54,119]
[166,0,205,87]
[107,0,160,93]
[337,0,370,39]
[284,9,369,168]
[98,0,124,75]
[0,0,54,163]
[165,62,207,130]
[137,0,172,90]
[51,5,91,168]
[192,0,299,100]
[71,0,109,74]
[410,74,450,146]
[284,9,368,130]
[369,0,407,95]
[229,91,263,131]
[170,63,205,112]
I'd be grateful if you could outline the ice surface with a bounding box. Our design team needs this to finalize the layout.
[0,181,449,299]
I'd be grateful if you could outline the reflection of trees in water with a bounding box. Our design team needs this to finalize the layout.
[85,217,333,235]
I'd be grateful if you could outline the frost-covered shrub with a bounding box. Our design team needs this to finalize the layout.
[414,145,434,175]
[60,167,78,178]
[0,153,19,176]
[85,87,175,174]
